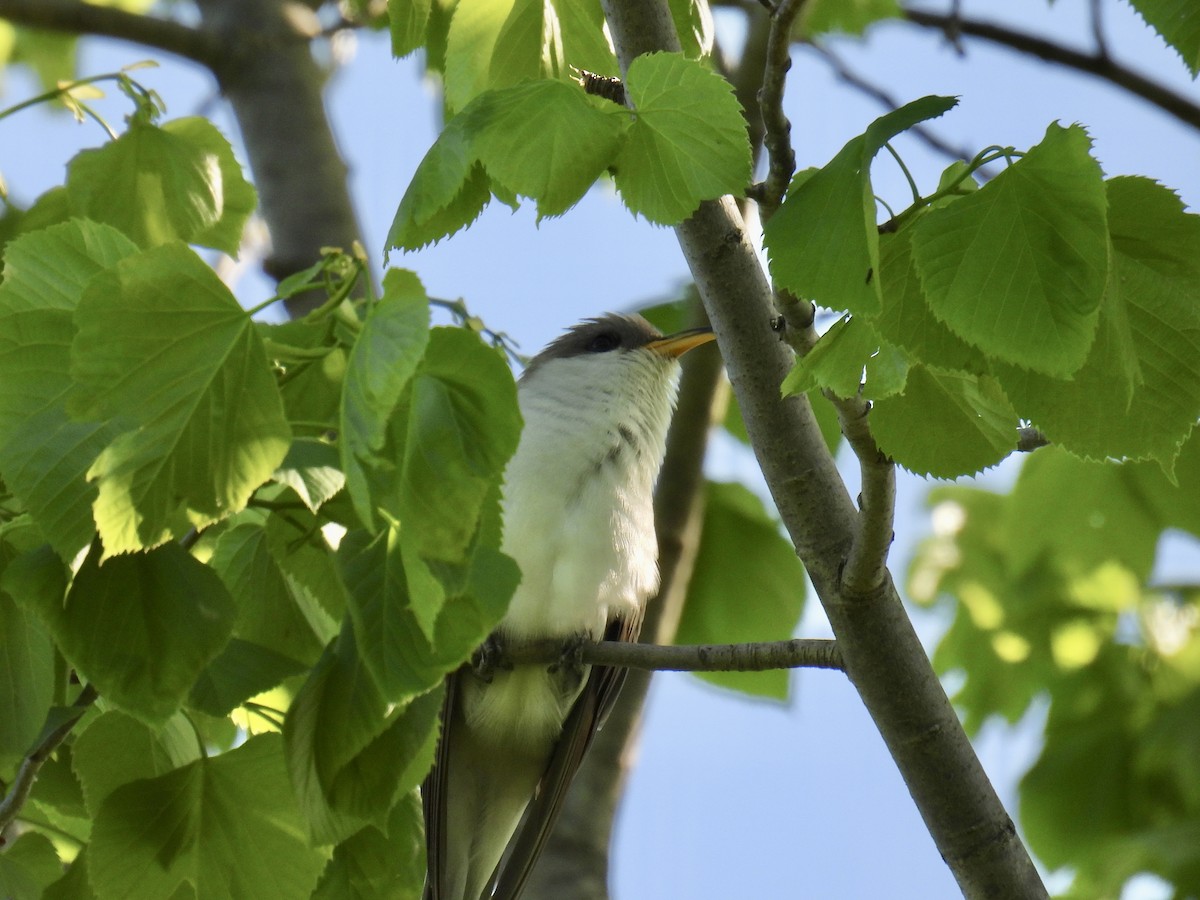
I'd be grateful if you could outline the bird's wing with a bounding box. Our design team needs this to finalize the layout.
[489,612,644,900]
[422,670,457,900]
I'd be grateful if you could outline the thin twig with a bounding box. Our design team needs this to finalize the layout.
[903,8,1200,134]
[758,0,808,218]
[502,637,844,672]
[839,397,897,597]
[0,684,99,835]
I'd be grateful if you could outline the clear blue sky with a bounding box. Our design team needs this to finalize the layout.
[3,1,1198,897]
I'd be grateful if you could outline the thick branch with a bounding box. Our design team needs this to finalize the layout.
[0,684,98,835]
[504,637,843,672]
[603,3,1047,896]
[196,0,366,312]
[0,0,223,67]
[902,7,1200,134]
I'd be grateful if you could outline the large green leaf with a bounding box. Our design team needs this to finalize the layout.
[765,95,957,316]
[67,117,255,253]
[912,123,1109,376]
[388,114,492,251]
[88,733,326,900]
[555,0,618,76]
[31,541,236,725]
[72,710,203,817]
[70,243,292,555]
[0,591,54,773]
[675,482,807,700]
[443,0,556,113]
[0,831,62,900]
[996,177,1200,471]
[872,225,981,373]
[283,621,444,844]
[312,791,426,900]
[471,80,630,218]
[871,365,1018,477]
[340,269,431,531]
[1126,0,1200,75]
[1003,448,1159,581]
[0,220,139,560]
[389,0,431,57]
[209,522,331,665]
[614,52,752,224]
[779,315,907,400]
[338,515,519,700]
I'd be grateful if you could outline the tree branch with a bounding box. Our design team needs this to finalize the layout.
[503,637,843,672]
[838,397,897,596]
[0,684,98,836]
[758,0,807,216]
[602,2,1048,896]
[902,7,1200,134]
[0,0,224,68]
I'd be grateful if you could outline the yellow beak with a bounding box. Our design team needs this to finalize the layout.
[645,328,717,359]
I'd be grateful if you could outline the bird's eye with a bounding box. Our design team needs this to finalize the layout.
[586,332,620,353]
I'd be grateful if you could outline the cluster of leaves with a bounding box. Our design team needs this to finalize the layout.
[0,73,528,894]
[0,21,810,898]
[908,440,1200,896]
[768,95,1200,479]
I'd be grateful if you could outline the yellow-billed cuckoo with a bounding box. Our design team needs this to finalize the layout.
[423,313,716,900]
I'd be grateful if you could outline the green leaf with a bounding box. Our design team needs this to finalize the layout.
[272,437,345,512]
[89,733,326,900]
[912,123,1109,376]
[338,511,518,697]
[472,80,630,218]
[388,115,492,251]
[0,220,139,560]
[32,541,236,725]
[765,96,957,315]
[870,365,1018,477]
[389,0,431,57]
[70,243,292,555]
[210,523,330,666]
[872,225,981,373]
[283,621,444,844]
[0,591,54,771]
[189,638,308,718]
[780,315,873,399]
[443,0,556,113]
[312,792,426,900]
[555,0,619,76]
[1003,448,1159,581]
[614,52,752,224]
[67,117,253,252]
[1126,0,1200,75]
[340,269,432,531]
[72,710,202,817]
[995,177,1200,470]
[676,482,807,700]
[161,118,257,255]
[392,329,520,559]
[667,0,714,58]
[0,831,62,900]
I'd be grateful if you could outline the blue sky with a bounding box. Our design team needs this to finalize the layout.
[2,1,1198,897]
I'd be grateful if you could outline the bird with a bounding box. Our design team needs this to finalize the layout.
[423,312,716,900]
